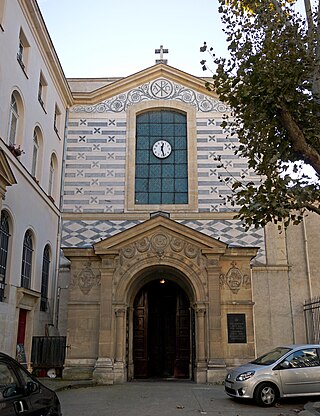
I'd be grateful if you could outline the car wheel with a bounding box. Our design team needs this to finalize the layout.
[253,383,278,407]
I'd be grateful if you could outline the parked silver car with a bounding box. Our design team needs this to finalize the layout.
[225,344,320,406]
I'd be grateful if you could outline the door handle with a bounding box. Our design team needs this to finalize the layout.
[14,400,28,413]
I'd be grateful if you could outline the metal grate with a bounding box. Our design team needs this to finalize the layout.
[31,336,66,368]
[304,297,320,343]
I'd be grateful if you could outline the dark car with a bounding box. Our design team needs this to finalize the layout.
[0,352,62,415]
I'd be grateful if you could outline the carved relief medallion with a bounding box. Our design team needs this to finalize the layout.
[71,261,101,295]
[151,233,169,258]
[219,261,250,294]
[118,232,200,266]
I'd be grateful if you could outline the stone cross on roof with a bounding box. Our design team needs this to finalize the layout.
[155,45,168,65]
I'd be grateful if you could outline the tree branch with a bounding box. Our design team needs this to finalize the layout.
[305,201,320,215]
[277,105,320,175]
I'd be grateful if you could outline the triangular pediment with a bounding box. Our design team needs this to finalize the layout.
[71,63,219,105]
[94,214,227,255]
[0,149,17,187]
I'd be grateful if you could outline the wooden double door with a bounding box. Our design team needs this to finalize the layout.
[133,280,191,379]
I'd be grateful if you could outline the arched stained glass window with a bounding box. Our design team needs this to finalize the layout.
[40,245,50,311]
[135,110,188,205]
[9,95,19,146]
[21,230,33,289]
[0,212,10,301]
[31,130,39,177]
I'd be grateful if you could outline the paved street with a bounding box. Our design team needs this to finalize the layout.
[56,381,313,416]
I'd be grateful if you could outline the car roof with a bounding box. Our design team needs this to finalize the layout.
[279,344,320,349]
[0,352,14,360]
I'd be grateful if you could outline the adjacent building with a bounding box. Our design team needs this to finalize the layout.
[0,0,72,363]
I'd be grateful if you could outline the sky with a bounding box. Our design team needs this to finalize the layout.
[37,0,226,79]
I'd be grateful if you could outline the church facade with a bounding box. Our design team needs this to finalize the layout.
[60,65,320,383]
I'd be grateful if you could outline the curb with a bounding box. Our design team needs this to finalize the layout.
[40,379,96,392]
[304,402,320,416]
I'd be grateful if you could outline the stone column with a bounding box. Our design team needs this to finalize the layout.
[114,307,127,383]
[206,255,227,383]
[194,304,207,383]
[93,255,116,385]
[115,308,126,361]
[127,307,134,381]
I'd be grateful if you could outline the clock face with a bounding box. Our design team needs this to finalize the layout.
[152,140,172,159]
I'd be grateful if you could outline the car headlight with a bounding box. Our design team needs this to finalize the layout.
[236,371,255,381]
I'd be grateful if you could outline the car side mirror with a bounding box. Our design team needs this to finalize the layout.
[26,381,38,394]
[280,360,290,369]
[3,385,18,398]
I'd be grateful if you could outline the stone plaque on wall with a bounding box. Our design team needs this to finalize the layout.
[227,313,247,343]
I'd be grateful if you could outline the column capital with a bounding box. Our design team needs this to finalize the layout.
[114,307,126,317]
[194,303,207,316]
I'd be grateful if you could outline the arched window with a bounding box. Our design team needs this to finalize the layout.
[40,245,50,311]
[31,130,39,177]
[0,211,10,302]
[135,110,188,205]
[48,153,58,199]
[8,94,19,146]
[127,101,197,212]
[48,157,54,197]
[21,230,33,289]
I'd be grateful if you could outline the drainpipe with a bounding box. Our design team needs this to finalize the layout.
[302,214,313,300]
[52,108,69,330]
[284,227,296,344]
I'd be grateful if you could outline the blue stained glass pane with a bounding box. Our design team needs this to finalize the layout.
[162,124,174,136]
[136,192,148,204]
[162,165,174,177]
[162,193,174,204]
[175,137,186,149]
[175,124,187,136]
[149,112,162,123]
[150,154,161,164]
[175,164,187,178]
[136,165,149,177]
[149,193,161,204]
[137,137,150,149]
[150,124,162,137]
[175,193,188,204]
[150,165,161,177]
[136,178,148,192]
[137,113,150,123]
[136,110,188,206]
[149,178,161,191]
[162,178,174,192]
[137,124,149,136]
[175,150,187,163]
[174,113,186,123]
[175,178,188,191]
[161,111,174,123]
[136,150,149,163]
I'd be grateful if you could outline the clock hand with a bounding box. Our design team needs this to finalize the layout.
[161,142,164,155]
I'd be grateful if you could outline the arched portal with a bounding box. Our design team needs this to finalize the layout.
[63,214,257,385]
[133,277,192,380]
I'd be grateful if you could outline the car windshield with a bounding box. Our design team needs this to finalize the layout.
[251,347,292,365]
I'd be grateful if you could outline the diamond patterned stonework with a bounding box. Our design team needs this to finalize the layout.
[62,219,265,263]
